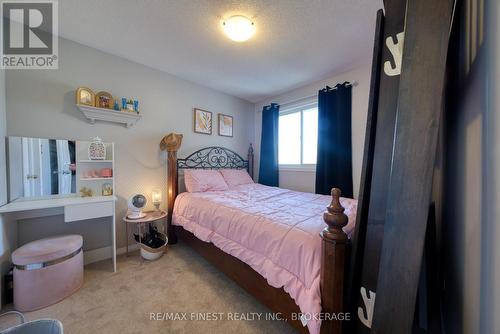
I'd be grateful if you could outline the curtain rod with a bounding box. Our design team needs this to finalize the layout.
[277,81,358,109]
[321,81,359,90]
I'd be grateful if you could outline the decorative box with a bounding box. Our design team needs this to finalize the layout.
[100,168,113,178]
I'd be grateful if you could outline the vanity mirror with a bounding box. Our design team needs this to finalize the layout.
[7,137,77,201]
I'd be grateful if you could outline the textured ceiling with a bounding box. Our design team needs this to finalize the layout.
[59,0,383,102]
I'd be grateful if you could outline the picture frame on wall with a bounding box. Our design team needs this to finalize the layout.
[218,113,233,137]
[75,87,95,107]
[194,108,213,135]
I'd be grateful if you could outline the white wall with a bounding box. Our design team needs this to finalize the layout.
[442,63,483,333]
[254,65,372,197]
[480,0,499,331]
[439,2,497,333]
[5,38,254,250]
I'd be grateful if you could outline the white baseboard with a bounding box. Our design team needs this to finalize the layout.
[83,244,138,266]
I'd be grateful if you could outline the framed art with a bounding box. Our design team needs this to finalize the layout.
[194,108,212,135]
[95,91,114,109]
[218,113,233,137]
[75,87,95,106]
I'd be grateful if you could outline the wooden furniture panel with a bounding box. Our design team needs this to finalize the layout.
[346,9,384,331]
[371,0,454,332]
[351,1,408,331]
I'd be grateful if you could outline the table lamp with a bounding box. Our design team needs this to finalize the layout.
[152,189,162,211]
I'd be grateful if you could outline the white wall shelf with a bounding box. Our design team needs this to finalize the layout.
[77,104,141,128]
[76,140,116,271]
[76,141,115,196]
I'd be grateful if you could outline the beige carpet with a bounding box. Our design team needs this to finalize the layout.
[4,243,298,334]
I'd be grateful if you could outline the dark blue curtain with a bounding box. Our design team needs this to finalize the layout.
[315,83,353,197]
[258,103,280,186]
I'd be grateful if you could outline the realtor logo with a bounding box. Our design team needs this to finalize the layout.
[1,0,58,69]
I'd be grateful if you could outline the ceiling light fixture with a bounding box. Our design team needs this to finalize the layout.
[222,15,255,42]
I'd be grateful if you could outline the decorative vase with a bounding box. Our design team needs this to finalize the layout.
[88,137,106,160]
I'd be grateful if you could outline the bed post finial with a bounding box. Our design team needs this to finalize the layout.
[322,188,349,242]
[320,187,349,334]
[248,143,254,179]
[160,133,183,244]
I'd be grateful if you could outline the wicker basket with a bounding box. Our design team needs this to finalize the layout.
[137,232,168,261]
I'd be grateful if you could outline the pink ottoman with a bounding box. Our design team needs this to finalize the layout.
[12,235,84,312]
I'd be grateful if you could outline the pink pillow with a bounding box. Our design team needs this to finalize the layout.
[184,169,229,193]
[220,169,254,187]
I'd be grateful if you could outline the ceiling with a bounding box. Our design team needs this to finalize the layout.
[59,0,383,103]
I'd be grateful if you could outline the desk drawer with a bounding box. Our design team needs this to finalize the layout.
[64,201,113,222]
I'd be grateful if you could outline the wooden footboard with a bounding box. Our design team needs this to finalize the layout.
[160,133,350,334]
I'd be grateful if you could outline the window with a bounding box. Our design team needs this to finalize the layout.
[278,105,318,167]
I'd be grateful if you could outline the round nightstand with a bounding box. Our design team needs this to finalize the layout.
[123,210,167,257]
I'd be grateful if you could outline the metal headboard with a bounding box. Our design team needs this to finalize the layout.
[177,146,249,172]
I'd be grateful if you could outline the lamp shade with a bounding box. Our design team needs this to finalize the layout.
[152,189,162,206]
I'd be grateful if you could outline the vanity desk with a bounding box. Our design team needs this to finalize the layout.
[2,137,117,272]
[0,195,117,271]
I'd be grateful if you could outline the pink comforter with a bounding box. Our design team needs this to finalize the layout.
[172,183,357,334]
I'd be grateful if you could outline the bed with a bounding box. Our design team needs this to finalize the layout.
[160,133,355,334]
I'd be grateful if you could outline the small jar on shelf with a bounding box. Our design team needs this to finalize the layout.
[88,137,106,160]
